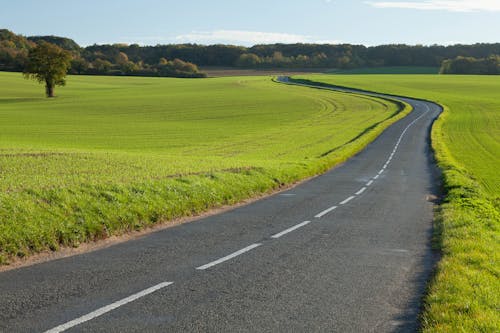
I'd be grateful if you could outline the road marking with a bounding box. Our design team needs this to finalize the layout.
[314,206,338,218]
[279,193,296,197]
[366,180,374,186]
[196,243,262,270]
[378,169,384,174]
[271,220,311,238]
[340,196,355,205]
[44,282,173,333]
[373,174,379,179]
[390,249,409,253]
[355,187,367,195]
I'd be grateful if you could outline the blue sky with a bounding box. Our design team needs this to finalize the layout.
[2,0,499,46]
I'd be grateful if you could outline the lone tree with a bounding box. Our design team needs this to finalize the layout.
[23,42,71,97]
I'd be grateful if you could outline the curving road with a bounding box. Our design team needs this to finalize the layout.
[0,78,442,332]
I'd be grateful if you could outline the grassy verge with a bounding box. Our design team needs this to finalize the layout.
[0,72,411,265]
[423,105,499,332]
[294,74,500,332]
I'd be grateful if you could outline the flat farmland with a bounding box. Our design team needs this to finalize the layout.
[0,72,408,264]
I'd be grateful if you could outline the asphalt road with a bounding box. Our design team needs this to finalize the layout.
[0,78,442,333]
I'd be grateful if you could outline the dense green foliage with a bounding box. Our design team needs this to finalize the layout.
[0,29,205,78]
[440,55,500,75]
[27,35,80,52]
[23,42,72,97]
[0,29,35,71]
[1,28,499,76]
[77,42,500,71]
[0,72,410,264]
[295,74,500,332]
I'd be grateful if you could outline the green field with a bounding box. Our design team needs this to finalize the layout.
[294,74,500,332]
[325,66,439,75]
[0,71,409,264]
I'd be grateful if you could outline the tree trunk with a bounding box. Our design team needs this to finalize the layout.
[45,81,54,98]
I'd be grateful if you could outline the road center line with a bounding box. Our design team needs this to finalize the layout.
[340,196,356,205]
[355,187,367,195]
[373,174,379,179]
[271,220,311,238]
[44,282,174,333]
[196,243,262,270]
[314,206,338,218]
[366,180,374,186]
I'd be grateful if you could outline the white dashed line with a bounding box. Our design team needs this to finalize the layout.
[366,180,374,186]
[196,243,262,270]
[271,220,311,238]
[355,187,367,195]
[373,175,379,180]
[340,196,356,205]
[378,169,384,174]
[44,282,174,333]
[314,206,338,218]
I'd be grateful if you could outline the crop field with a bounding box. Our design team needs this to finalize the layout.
[326,66,439,75]
[294,74,500,332]
[0,71,409,264]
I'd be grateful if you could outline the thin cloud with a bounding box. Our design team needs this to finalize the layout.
[174,30,340,45]
[366,0,500,12]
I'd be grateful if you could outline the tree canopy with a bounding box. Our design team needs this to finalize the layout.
[440,55,500,75]
[23,41,72,97]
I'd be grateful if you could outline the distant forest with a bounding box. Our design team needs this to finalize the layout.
[1,29,499,76]
[440,55,500,74]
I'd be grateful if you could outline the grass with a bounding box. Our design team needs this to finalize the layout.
[326,66,439,75]
[294,74,500,332]
[0,71,410,264]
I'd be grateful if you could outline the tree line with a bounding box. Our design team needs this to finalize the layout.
[79,42,500,70]
[1,28,499,75]
[0,29,205,78]
[440,55,499,74]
